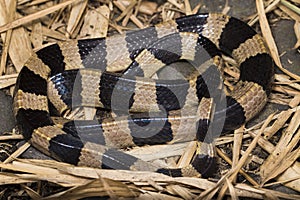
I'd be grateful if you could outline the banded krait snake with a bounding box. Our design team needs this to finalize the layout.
[13,13,274,177]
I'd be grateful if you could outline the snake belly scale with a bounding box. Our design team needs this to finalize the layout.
[13,13,274,177]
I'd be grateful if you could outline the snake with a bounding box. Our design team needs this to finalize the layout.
[13,13,274,177]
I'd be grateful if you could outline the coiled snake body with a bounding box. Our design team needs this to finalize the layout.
[13,13,274,177]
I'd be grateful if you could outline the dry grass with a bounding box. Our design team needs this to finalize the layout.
[0,0,300,199]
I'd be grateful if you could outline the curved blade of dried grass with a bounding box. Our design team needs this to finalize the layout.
[256,0,282,67]
[256,0,300,81]
[294,21,300,49]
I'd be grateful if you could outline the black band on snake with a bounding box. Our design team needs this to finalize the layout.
[13,13,274,177]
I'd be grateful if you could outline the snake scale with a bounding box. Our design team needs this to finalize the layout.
[13,13,274,177]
